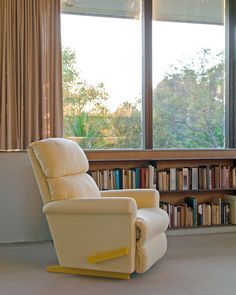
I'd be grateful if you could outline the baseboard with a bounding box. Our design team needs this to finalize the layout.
[167,225,236,236]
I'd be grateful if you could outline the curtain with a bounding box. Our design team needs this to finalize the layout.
[0,0,63,150]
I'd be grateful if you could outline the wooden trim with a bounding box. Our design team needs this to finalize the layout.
[85,149,236,161]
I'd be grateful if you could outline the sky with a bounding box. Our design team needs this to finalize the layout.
[61,14,225,111]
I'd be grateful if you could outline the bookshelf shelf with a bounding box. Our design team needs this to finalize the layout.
[85,149,236,162]
[159,188,236,193]
[169,224,235,230]
[167,224,236,236]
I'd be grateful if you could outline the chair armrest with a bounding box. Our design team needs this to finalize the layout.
[43,197,137,218]
[43,197,137,273]
[100,189,159,209]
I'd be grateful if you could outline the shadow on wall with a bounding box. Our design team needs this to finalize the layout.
[0,151,51,243]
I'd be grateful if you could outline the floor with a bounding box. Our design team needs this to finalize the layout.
[1,233,236,295]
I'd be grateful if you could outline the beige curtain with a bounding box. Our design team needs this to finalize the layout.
[0,0,63,150]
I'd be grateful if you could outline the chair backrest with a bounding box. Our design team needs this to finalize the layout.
[27,138,100,204]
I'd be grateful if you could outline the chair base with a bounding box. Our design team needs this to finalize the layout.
[47,265,131,280]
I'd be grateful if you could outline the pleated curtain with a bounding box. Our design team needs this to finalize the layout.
[0,0,63,149]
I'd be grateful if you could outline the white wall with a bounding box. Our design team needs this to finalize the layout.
[0,151,51,243]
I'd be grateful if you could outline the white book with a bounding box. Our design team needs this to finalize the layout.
[169,168,176,191]
[103,170,109,190]
[182,168,189,190]
[148,165,154,189]
[207,166,212,190]
[191,167,198,190]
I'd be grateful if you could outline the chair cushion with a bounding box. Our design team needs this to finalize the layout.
[136,233,167,273]
[135,208,169,241]
[135,208,169,273]
[31,138,89,178]
[47,174,100,201]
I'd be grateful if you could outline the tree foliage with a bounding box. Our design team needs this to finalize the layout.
[62,47,113,148]
[63,47,109,116]
[62,47,142,149]
[153,49,224,148]
[112,101,142,148]
[62,47,225,149]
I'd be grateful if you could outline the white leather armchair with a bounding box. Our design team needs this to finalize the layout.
[28,138,168,279]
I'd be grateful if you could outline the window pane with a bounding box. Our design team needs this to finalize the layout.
[61,1,142,149]
[152,0,225,149]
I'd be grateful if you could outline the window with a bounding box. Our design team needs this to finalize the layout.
[61,0,227,150]
[61,0,142,149]
[152,0,225,148]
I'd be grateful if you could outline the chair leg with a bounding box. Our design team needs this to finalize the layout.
[47,265,131,280]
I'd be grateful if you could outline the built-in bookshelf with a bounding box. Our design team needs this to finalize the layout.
[160,196,230,229]
[85,149,236,232]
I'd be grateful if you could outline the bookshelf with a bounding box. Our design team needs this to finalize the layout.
[85,149,236,234]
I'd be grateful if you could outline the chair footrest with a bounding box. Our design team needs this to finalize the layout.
[47,265,130,279]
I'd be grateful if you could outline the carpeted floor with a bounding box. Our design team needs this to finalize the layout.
[1,233,236,295]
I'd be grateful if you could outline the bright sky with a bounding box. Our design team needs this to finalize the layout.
[61,14,225,111]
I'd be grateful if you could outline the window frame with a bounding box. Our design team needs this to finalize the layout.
[62,0,233,150]
[225,0,236,148]
[144,0,229,149]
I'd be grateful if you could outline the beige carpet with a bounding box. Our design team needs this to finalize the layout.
[1,233,236,295]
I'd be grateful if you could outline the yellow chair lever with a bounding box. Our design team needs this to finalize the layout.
[87,247,129,264]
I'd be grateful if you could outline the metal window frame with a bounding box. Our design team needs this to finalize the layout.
[142,0,153,149]
[225,0,236,148]
[62,0,232,150]
[144,0,230,149]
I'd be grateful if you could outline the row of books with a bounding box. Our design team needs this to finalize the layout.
[89,165,236,192]
[89,165,156,190]
[157,165,236,191]
[160,197,230,228]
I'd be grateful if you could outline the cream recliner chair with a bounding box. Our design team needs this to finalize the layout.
[28,138,168,279]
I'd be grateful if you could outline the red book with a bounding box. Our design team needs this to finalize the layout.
[140,167,146,188]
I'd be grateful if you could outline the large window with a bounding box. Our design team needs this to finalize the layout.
[61,0,142,149]
[152,0,225,148]
[61,0,226,150]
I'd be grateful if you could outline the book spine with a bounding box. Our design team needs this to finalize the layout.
[170,168,177,191]
[191,167,199,190]
[183,168,189,191]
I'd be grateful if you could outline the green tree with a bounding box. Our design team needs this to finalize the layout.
[153,49,224,148]
[62,47,112,148]
[62,47,142,149]
[63,47,109,117]
[113,100,142,148]
[70,112,115,149]
[62,47,224,150]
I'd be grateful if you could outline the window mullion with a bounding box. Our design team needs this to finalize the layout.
[225,0,236,148]
[142,0,153,149]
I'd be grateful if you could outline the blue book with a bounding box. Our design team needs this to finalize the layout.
[114,168,123,190]
[135,168,140,188]
[185,196,198,226]
[221,202,224,224]
[114,169,121,190]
